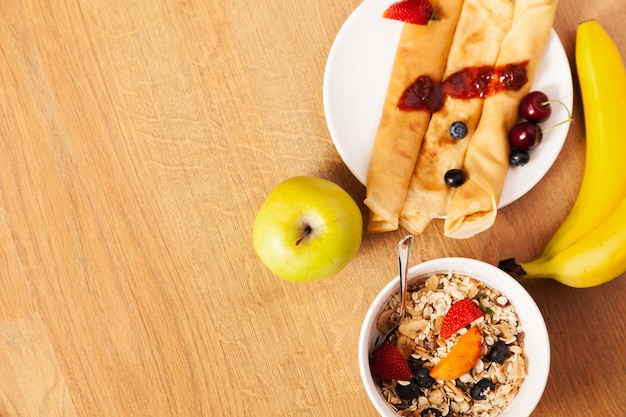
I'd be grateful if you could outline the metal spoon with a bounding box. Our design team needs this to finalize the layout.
[378,234,414,346]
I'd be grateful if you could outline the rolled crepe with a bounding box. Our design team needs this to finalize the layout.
[364,0,464,233]
[444,0,558,239]
[399,0,514,234]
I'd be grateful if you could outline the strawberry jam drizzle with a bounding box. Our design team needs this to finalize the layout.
[398,61,529,112]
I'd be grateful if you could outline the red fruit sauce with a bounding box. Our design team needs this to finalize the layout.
[398,61,529,112]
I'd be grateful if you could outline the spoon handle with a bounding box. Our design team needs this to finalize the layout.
[398,235,414,321]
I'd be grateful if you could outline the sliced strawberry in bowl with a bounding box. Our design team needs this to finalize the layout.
[439,298,484,340]
[370,342,413,380]
[382,0,437,26]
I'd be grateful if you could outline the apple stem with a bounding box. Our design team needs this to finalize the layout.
[295,225,312,246]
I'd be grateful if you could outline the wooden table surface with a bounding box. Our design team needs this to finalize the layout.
[1,0,625,416]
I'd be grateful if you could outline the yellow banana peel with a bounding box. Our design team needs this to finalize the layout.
[537,19,626,261]
[511,194,626,288]
[499,20,626,287]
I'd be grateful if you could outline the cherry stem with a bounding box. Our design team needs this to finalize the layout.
[542,99,574,133]
[295,225,312,246]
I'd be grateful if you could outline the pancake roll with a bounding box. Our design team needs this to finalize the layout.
[400,0,515,234]
[444,0,558,238]
[364,0,464,232]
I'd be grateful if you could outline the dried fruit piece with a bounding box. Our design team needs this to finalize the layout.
[370,342,413,380]
[429,326,482,381]
[439,299,484,340]
[383,0,436,26]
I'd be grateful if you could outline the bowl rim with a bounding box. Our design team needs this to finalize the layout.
[358,257,550,417]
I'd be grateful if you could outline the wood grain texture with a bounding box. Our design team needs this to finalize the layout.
[0,0,624,416]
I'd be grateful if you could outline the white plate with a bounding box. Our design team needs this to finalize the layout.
[323,0,573,208]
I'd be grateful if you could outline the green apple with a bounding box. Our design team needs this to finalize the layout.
[253,176,363,282]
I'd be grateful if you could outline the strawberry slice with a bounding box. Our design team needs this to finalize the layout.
[439,299,484,340]
[383,0,436,26]
[370,342,413,380]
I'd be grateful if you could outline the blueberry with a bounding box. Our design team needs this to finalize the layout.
[444,169,466,187]
[470,378,495,400]
[396,380,421,402]
[450,121,469,140]
[509,148,530,166]
[414,367,436,389]
[407,356,424,374]
[485,341,510,364]
[421,408,443,417]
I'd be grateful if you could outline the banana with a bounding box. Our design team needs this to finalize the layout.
[501,194,626,288]
[536,19,626,260]
[498,20,626,288]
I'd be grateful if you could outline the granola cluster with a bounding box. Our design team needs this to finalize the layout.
[375,272,527,417]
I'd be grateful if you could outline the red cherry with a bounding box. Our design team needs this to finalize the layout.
[519,91,552,123]
[509,121,543,150]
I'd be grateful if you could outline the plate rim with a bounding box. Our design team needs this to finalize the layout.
[323,0,574,209]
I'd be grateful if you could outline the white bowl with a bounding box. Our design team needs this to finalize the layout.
[358,257,550,417]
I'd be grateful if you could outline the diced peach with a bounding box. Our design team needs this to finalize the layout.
[429,326,482,381]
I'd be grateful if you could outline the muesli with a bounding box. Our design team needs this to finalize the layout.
[373,272,527,417]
